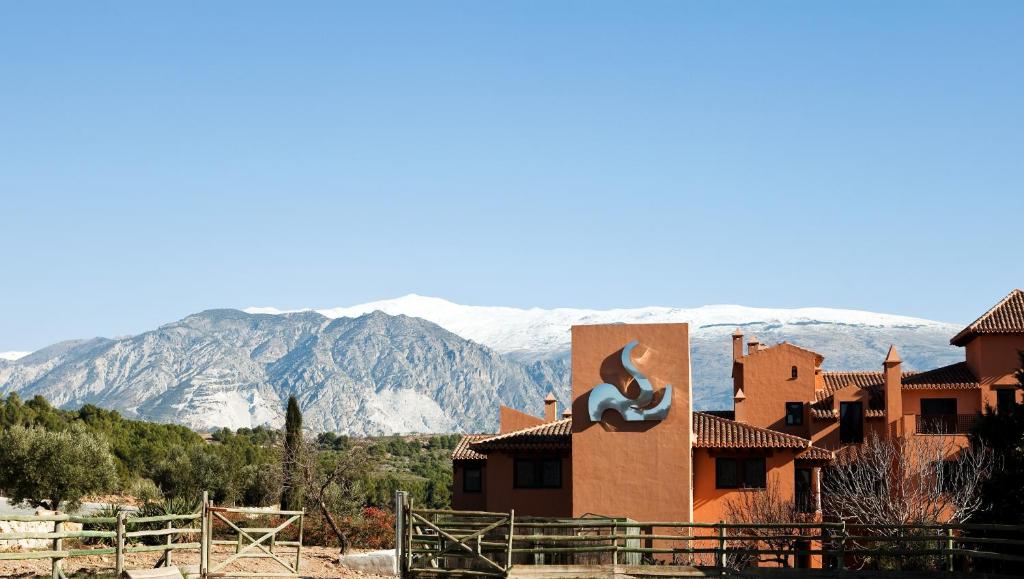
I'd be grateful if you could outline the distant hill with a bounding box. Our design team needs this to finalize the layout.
[0,295,963,433]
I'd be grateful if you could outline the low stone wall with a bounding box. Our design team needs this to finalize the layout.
[0,508,83,550]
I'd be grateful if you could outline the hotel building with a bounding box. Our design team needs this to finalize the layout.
[452,290,1024,524]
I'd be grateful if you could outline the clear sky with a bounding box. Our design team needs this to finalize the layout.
[1,1,1022,352]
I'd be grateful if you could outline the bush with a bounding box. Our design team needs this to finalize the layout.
[152,445,234,503]
[126,478,164,503]
[348,506,396,549]
[0,423,118,511]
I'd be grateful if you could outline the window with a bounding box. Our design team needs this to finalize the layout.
[791,366,799,379]
[785,402,804,426]
[997,389,1016,414]
[715,457,767,489]
[839,401,864,443]
[514,457,562,489]
[463,466,482,492]
[920,398,957,434]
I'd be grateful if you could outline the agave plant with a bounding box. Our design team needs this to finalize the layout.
[82,504,127,546]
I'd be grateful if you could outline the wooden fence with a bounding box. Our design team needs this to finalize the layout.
[0,508,201,578]
[395,497,1024,577]
[0,491,305,578]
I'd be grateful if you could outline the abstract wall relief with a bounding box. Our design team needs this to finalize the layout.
[587,340,672,422]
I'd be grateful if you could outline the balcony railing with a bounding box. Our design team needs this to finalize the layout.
[915,413,978,435]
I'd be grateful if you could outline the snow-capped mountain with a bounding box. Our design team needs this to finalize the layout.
[0,351,30,361]
[247,294,954,357]
[0,296,964,433]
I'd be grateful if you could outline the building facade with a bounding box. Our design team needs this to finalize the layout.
[452,290,1024,524]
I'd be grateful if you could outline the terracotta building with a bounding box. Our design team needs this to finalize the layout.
[452,290,1024,523]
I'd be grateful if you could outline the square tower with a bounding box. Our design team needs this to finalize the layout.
[570,323,693,521]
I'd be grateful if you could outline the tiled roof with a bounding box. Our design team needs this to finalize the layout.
[464,413,830,456]
[692,412,809,449]
[810,407,885,420]
[452,435,487,461]
[951,289,1024,346]
[901,362,979,390]
[812,362,980,419]
[796,446,835,461]
[470,418,572,452]
[819,372,886,400]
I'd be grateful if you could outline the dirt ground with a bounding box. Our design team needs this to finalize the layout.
[0,544,393,578]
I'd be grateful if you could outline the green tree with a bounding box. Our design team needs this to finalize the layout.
[281,395,303,510]
[971,353,1024,523]
[151,444,234,503]
[0,423,117,510]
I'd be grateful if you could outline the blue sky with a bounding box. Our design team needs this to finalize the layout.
[1,1,1022,351]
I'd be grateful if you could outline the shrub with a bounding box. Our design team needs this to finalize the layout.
[0,423,118,511]
[126,478,164,503]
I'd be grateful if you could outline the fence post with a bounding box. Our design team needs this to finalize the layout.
[394,491,406,577]
[116,511,126,577]
[946,527,954,572]
[717,522,727,571]
[200,491,209,578]
[51,516,62,579]
[837,521,846,571]
[165,519,173,567]
[506,509,515,572]
[406,496,415,574]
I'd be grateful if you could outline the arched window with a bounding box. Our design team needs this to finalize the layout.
[791,366,798,379]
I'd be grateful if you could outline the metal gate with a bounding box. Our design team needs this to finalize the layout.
[200,493,304,578]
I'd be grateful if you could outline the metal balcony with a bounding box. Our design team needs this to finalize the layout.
[914,413,978,435]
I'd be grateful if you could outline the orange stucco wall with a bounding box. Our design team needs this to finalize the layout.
[452,462,487,511]
[734,344,819,438]
[483,451,572,517]
[966,335,1024,409]
[500,406,544,433]
[692,449,800,523]
[570,323,693,522]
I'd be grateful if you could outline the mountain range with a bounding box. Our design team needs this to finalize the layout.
[0,295,964,434]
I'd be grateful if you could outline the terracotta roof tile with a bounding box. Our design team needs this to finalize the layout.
[470,418,572,452]
[796,446,835,461]
[452,435,487,461]
[692,412,809,449]
[465,413,826,455]
[818,372,887,400]
[951,289,1024,346]
[810,407,885,420]
[812,362,979,420]
[901,362,979,390]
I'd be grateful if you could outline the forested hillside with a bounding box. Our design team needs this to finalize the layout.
[0,393,456,512]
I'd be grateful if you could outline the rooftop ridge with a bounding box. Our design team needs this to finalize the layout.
[951,289,1024,346]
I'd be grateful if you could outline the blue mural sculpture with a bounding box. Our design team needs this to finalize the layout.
[587,340,672,422]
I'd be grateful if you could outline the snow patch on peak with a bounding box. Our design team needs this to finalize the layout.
[245,295,955,355]
[0,351,31,361]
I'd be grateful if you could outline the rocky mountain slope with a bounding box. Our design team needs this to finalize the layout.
[0,296,964,433]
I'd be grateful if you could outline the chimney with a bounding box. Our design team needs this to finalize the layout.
[544,393,558,422]
[732,329,744,360]
[747,336,761,354]
[883,345,903,438]
[562,408,573,419]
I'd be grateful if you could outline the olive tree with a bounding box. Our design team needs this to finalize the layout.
[0,423,117,511]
